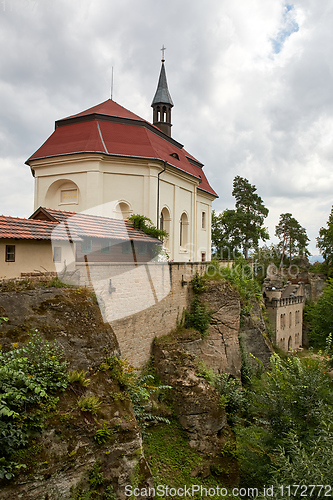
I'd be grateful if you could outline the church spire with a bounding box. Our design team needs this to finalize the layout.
[151,47,174,137]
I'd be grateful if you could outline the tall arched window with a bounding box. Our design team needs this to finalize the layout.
[180,212,189,248]
[160,207,171,247]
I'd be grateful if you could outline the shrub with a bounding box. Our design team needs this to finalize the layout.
[128,214,168,240]
[205,258,262,306]
[69,370,91,387]
[191,272,207,294]
[184,296,212,338]
[237,353,333,488]
[94,422,114,444]
[77,396,101,415]
[307,278,333,347]
[0,333,68,479]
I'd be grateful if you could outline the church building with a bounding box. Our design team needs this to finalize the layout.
[26,57,218,262]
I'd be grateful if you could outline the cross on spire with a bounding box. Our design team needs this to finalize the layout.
[161,45,166,62]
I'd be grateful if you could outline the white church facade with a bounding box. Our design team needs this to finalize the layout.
[26,59,217,262]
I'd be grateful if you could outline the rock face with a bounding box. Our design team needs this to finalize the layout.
[199,281,242,377]
[306,273,327,302]
[240,300,273,370]
[153,330,227,455]
[0,287,153,500]
[153,281,243,455]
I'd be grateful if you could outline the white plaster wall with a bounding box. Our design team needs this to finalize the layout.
[31,154,215,262]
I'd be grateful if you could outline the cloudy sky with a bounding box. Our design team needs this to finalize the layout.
[1,0,333,255]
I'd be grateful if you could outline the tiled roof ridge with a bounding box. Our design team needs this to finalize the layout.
[0,214,57,224]
[61,99,143,122]
[44,208,77,216]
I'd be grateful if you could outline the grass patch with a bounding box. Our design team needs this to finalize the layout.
[143,419,237,499]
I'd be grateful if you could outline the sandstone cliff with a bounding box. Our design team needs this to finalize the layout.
[0,287,153,500]
[0,278,272,499]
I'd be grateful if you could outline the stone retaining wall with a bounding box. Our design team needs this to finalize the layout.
[64,261,207,366]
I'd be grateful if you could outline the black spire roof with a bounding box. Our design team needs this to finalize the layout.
[151,62,174,107]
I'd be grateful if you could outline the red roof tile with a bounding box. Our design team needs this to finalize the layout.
[27,99,218,198]
[0,215,67,241]
[0,208,161,244]
[30,208,161,243]
[63,99,144,121]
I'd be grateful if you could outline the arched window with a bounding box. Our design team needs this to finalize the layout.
[114,201,132,220]
[160,207,171,247]
[288,336,293,351]
[180,212,189,248]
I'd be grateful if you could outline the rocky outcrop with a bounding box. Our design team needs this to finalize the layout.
[306,273,327,302]
[153,330,227,455]
[152,281,242,456]
[240,300,273,370]
[0,287,153,500]
[199,281,242,377]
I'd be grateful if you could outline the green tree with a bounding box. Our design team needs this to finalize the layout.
[275,213,309,267]
[317,205,333,274]
[211,209,242,259]
[250,243,281,282]
[307,278,333,347]
[232,176,269,258]
[238,354,333,490]
[212,177,269,259]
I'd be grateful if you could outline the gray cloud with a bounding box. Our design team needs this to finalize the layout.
[1,0,333,254]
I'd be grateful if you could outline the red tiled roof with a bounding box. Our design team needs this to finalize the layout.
[41,208,162,244]
[0,215,67,241]
[0,208,161,244]
[63,99,143,121]
[27,99,217,198]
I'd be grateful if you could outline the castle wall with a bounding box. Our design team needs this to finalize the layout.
[265,296,304,351]
[64,261,207,367]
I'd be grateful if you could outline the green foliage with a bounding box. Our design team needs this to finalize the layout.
[212,176,269,260]
[144,418,234,499]
[104,356,171,432]
[69,370,91,387]
[250,244,281,284]
[237,353,333,488]
[317,205,333,276]
[262,426,333,498]
[184,296,212,338]
[231,176,269,258]
[191,272,207,294]
[128,373,171,432]
[215,373,246,419]
[306,278,333,347]
[198,365,247,425]
[88,463,104,488]
[94,422,114,444]
[104,355,137,388]
[275,212,310,266]
[70,462,114,500]
[0,316,9,326]
[47,277,73,288]
[0,333,68,479]
[77,396,101,415]
[239,336,255,386]
[128,214,168,240]
[206,259,262,307]
[251,354,333,438]
[211,209,242,260]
